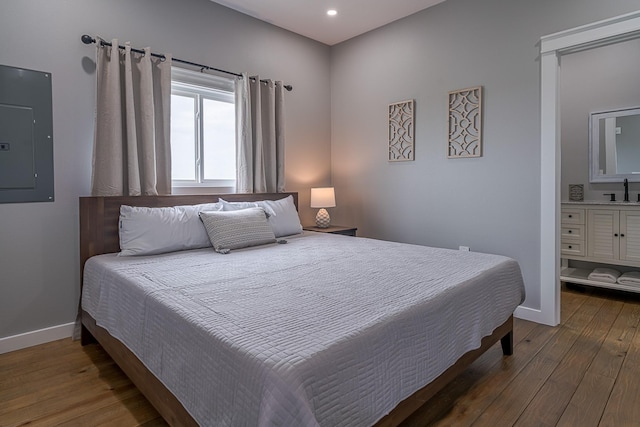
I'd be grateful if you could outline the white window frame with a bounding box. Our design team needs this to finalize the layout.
[171,67,236,189]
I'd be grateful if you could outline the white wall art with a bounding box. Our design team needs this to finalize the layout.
[448,86,483,158]
[389,99,415,161]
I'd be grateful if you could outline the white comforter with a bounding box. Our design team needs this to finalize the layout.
[82,232,525,426]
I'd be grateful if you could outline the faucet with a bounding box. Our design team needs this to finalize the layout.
[624,178,629,202]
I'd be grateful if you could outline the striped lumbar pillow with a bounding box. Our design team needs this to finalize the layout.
[199,207,276,254]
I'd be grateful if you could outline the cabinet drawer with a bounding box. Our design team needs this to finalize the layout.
[561,241,585,257]
[561,208,585,225]
[561,224,584,241]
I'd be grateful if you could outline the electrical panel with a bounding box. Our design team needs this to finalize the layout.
[0,65,54,203]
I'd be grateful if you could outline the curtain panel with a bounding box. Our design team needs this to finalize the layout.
[91,39,172,196]
[236,73,285,194]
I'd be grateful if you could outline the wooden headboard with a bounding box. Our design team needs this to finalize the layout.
[79,192,298,285]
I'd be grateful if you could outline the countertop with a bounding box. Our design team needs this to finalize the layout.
[562,200,640,205]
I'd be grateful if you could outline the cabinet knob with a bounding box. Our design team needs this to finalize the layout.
[568,215,573,218]
[568,230,572,233]
[621,233,625,237]
[568,245,572,249]
[615,233,619,237]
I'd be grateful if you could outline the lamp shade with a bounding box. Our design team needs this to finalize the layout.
[310,187,336,208]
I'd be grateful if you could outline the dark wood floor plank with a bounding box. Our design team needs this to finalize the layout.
[513,299,622,427]
[1,366,133,425]
[556,372,615,427]
[0,353,118,401]
[599,308,640,426]
[556,301,640,427]
[588,301,640,379]
[0,341,161,427]
[0,338,70,373]
[138,418,170,427]
[468,293,606,427]
[512,317,539,346]
[16,383,142,426]
[67,394,168,427]
[560,287,592,319]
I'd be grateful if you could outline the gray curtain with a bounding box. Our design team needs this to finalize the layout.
[236,73,285,193]
[91,39,172,196]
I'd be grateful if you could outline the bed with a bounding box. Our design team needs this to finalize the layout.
[79,192,525,426]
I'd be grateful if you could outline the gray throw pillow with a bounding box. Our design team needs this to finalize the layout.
[199,207,276,254]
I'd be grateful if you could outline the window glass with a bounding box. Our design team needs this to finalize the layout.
[170,93,196,181]
[170,68,235,187]
[203,98,235,181]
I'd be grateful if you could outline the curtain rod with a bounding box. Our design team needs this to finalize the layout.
[80,35,293,91]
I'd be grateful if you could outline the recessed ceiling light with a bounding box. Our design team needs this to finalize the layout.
[327,9,337,16]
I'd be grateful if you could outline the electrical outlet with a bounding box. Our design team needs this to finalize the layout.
[459,246,470,251]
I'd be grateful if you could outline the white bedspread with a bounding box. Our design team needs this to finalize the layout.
[82,232,525,426]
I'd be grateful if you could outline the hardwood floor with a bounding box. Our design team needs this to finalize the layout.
[0,338,167,426]
[1,285,639,426]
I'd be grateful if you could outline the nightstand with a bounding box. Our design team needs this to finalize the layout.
[303,225,357,237]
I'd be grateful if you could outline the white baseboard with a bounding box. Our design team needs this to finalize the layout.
[0,322,75,355]
[514,305,548,325]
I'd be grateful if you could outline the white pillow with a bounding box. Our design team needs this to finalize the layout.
[119,202,222,256]
[260,196,303,237]
[219,196,302,237]
[218,199,277,217]
[199,208,276,254]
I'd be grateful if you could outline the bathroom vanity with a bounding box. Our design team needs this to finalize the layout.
[561,201,640,293]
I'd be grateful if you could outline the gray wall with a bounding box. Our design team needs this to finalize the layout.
[330,0,640,310]
[561,38,640,201]
[0,0,331,339]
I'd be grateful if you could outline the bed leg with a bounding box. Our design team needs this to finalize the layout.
[500,330,513,356]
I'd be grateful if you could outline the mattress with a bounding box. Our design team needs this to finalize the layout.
[82,232,525,426]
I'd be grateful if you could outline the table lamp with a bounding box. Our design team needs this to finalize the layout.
[310,187,336,228]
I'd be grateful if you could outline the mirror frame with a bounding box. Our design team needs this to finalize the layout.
[590,106,640,183]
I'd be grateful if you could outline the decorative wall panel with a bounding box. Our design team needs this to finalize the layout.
[448,86,482,158]
[389,99,414,161]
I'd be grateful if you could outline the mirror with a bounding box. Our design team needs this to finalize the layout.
[590,107,640,183]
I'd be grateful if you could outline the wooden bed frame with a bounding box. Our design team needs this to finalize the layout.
[79,192,514,427]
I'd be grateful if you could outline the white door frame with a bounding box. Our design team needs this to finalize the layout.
[536,11,640,326]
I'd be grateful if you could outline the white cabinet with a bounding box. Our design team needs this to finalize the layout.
[620,211,640,262]
[587,209,619,260]
[586,209,640,263]
[561,203,640,293]
[561,208,585,257]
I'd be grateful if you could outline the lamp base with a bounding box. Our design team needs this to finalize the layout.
[315,208,331,228]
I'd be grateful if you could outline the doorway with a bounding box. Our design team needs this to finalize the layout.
[539,11,640,326]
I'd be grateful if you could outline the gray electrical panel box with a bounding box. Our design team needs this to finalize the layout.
[0,65,54,203]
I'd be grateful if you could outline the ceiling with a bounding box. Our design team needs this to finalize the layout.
[211,0,447,46]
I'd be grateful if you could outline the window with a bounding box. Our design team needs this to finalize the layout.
[171,68,236,188]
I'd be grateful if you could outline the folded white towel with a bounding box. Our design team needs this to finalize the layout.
[617,271,640,286]
[587,267,621,284]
